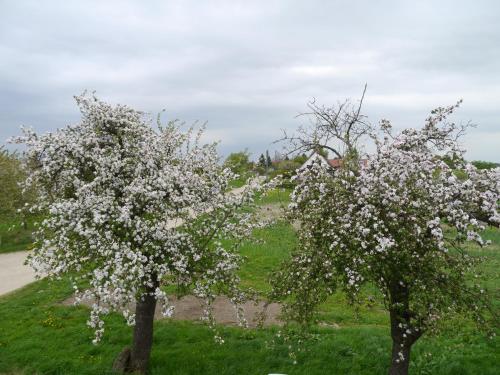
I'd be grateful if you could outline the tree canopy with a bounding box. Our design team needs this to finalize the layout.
[271,100,499,375]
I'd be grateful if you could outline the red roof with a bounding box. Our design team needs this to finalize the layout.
[327,158,368,168]
[327,158,342,168]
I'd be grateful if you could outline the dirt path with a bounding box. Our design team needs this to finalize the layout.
[63,295,283,327]
[0,251,36,296]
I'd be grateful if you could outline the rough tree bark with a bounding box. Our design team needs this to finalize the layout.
[388,283,422,375]
[389,312,412,375]
[113,279,159,374]
[129,284,158,374]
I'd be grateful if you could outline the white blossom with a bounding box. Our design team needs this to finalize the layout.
[12,93,272,342]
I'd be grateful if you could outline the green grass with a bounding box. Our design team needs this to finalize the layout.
[0,217,35,254]
[0,193,498,374]
[227,172,256,189]
[0,271,497,375]
[257,187,292,206]
[239,220,296,292]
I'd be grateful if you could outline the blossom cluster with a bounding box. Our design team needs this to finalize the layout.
[12,93,269,342]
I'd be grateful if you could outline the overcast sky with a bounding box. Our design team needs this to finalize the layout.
[1,0,499,161]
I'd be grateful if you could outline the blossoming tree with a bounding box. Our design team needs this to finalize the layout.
[271,100,499,375]
[14,94,266,374]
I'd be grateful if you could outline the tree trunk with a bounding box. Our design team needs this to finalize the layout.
[389,338,411,375]
[128,284,158,374]
[387,282,421,375]
[114,280,159,374]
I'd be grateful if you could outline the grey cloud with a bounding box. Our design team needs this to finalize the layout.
[1,0,499,160]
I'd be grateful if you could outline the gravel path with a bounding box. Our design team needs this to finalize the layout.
[0,251,36,296]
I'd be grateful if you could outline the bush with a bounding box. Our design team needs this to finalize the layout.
[471,160,499,170]
[224,150,254,176]
[0,147,36,221]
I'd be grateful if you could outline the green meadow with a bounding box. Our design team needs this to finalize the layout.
[0,191,498,374]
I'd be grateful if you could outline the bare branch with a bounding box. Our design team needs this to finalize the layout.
[276,86,372,159]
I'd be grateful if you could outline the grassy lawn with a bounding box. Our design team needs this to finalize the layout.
[2,270,497,375]
[0,191,498,374]
[257,187,291,206]
[227,173,257,189]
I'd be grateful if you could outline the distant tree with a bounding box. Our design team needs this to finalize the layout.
[224,150,253,176]
[292,153,308,165]
[0,147,35,223]
[266,150,272,169]
[316,147,329,159]
[258,153,266,169]
[0,148,23,219]
[268,159,302,187]
[274,160,300,171]
[274,150,284,162]
[471,160,499,170]
[13,94,266,374]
